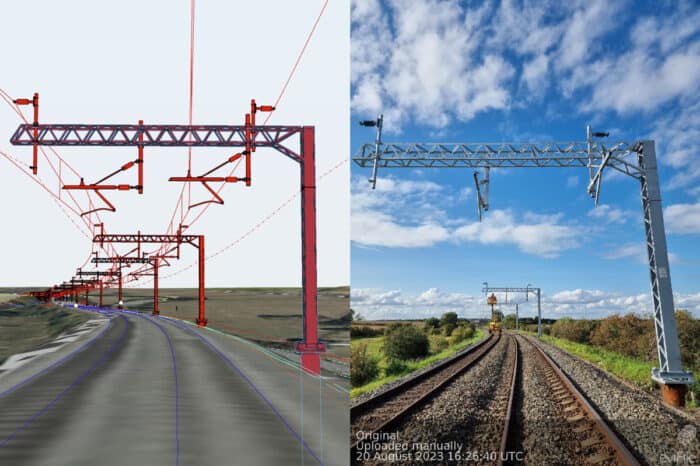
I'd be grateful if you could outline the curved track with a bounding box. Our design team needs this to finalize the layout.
[505,335,641,466]
[351,331,642,466]
[0,308,348,466]
[350,334,496,452]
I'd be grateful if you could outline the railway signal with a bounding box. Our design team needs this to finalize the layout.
[486,293,501,335]
[356,124,693,405]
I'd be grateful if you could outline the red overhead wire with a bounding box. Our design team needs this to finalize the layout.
[5,0,331,291]
[265,0,329,124]
[1,89,87,220]
[0,150,87,231]
[167,0,330,234]
[127,157,347,287]
[0,96,120,263]
[187,0,196,173]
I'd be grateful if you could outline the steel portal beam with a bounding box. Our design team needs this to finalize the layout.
[94,234,199,244]
[11,124,303,161]
[91,256,152,264]
[353,141,642,177]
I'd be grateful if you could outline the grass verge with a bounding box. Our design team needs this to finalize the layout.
[527,332,655,389]
[0,301,91,364]
[350,329,484,399]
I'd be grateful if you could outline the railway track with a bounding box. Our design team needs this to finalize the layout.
[505,335,641,466]
[350,333,498,454]
[351,331,643,465]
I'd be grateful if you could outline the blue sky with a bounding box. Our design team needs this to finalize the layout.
[350,0,700,320]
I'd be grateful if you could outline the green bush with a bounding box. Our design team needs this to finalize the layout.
[424,317,440,329]
[589,314,656,361]
[502,313,517,329]
[440,312,459,328]
[382,323,430,360]
[351,343,379,386]
[351,325,383,338]
[667,311,700,404]
[449,324,474,344]
[385,358,408,376]
[430,334,449,353]
[550,318,597,343]
[442,322,457,337]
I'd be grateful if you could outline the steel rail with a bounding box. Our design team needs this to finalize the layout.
[350,333,498,454]
[497,335,519,466]
[526,336,641,465]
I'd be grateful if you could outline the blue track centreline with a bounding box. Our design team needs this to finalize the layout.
[0,316,115,400]
[0,314,129,448]
[160,315,324,466]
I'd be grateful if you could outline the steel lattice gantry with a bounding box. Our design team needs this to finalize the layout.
[353,125,693,405]
[11,120,326,375]
[482,284,540,336]
[93,233,206,326]
[91,255,152,309]
[75,269,120,307]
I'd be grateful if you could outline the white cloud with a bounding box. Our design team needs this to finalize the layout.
[352,209,450,247]
[351,287,479,320]
[522,54,549,96]
[567,175,580,188]
[352,176,581,256]
[588,204,633,224]
[603,243,647,263]
[652,98,700,188]
[351,175,453,248]
[351,0,513,131]
[603,242,680,265]
[582,44,700,114]
[453,209,580,258]
[665,202,700,234]
[352,287,700,320]
[555,0,621,72]
[352,0,700,138]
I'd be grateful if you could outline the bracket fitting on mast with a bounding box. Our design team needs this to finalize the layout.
[474,167,489,221]
[359,114,383,189]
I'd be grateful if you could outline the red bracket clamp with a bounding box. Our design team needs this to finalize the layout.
[13,93,39,175]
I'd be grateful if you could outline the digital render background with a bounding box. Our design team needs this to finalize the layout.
[350,0,700,320]
[0,0,349,288]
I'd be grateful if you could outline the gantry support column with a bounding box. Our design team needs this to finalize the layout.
[537,289,542,338]
[118,266,123,310]
[196,236,207,327]
[295,127,326,375]
[153,258,159,316]
[639,141,693,406]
